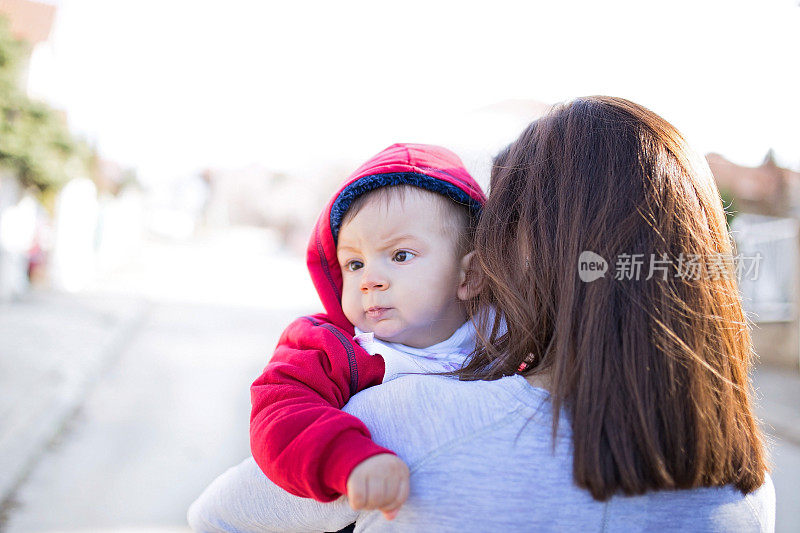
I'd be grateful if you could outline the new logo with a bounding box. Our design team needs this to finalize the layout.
[578,251,608,282]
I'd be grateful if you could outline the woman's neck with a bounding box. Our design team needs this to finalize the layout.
[524,372,550,391]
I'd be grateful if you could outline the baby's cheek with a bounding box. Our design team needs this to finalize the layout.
[340,292,362,325]
[405,303,443,328]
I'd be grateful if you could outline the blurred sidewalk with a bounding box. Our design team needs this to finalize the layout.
[753,363,800,447]
[0,290,150,504]
[751,363,800,533]
[0,226,320,521]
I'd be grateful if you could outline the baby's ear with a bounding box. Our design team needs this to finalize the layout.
[457,251,484,301]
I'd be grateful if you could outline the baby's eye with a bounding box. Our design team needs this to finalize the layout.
[345,260,364,272]
[392,250,415,263]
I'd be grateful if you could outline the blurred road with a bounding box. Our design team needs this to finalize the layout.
[752,365,800,533]
[1,227,319,532]
[3,301,297,532]
[1,227,798,531]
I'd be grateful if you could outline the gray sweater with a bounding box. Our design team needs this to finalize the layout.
[188,374,775,532]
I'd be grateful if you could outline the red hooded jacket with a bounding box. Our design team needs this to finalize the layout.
[250,143,486,501]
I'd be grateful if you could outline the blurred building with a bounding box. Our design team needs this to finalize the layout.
[709,152,800,370]
[0,1,142,296]
[0,0,56,300]
[708,151,800,218]
[201,164,345,253]
[0,0,55,91]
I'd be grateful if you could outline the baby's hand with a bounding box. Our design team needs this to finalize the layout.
[346,453,410,520]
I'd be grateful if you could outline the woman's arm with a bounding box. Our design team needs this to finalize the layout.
[187,456,358,533]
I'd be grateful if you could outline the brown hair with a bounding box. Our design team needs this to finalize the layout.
[461,96,767,500]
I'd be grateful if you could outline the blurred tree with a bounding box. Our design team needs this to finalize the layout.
[0,16,89,207]
[719,188,737,226]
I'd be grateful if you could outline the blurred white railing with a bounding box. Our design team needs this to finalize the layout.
[732,213,799,323]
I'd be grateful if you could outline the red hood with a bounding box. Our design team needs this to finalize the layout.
[306,143,486,332]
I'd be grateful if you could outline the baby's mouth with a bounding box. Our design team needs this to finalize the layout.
[366,307,392,319]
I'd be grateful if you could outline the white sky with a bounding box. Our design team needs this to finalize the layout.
[27,0,800,186]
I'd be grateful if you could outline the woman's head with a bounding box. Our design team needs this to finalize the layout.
[464,96,766,499]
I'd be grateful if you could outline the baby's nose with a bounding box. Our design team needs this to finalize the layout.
[360,280,386,293]
[360,273,388,292]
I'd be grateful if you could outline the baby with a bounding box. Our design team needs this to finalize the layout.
[189,144,486,529]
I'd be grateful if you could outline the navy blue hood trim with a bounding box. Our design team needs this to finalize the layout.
[329,172,481,242]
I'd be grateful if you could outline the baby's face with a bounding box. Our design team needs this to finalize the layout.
[337,192,467,348]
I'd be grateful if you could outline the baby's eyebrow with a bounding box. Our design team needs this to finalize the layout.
[336,244,360,254]
[380,234,422,247]
[337,234,424,256]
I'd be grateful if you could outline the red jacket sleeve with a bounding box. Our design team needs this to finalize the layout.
[250,313,390,502]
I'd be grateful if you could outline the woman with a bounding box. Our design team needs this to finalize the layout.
[189,97,774,531]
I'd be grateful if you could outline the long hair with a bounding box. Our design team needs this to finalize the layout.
[460,96,767,500]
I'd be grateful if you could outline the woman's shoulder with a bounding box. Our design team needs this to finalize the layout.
[605,474,775,532]
[347,373,547,420]
[343,374,551,462]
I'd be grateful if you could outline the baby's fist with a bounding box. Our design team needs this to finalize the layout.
[346,453,410,520]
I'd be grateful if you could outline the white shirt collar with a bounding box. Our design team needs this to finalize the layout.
[354,320,475,359]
